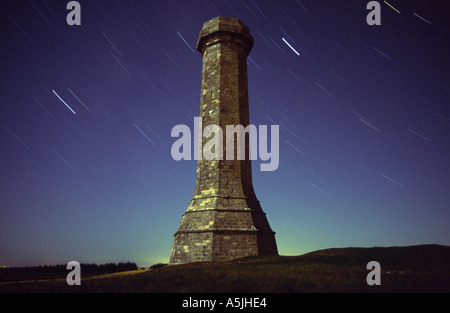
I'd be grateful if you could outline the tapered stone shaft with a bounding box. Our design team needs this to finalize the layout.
[170,17,277,264]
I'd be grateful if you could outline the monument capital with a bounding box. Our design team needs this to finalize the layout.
[196,16,254,56]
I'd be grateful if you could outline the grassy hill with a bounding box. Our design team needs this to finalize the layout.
[1,244,449,293]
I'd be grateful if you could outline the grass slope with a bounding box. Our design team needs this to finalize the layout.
[1,244,449,293]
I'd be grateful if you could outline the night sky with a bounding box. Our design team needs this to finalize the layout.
[1,0,449,267]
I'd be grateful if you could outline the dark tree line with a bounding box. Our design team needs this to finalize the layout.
[0,262,138,283]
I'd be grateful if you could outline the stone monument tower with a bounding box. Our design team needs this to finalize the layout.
[170,17,278,264]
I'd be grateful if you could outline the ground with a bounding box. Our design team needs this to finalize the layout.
[1,244,449,293]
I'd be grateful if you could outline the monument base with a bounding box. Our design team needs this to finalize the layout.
[170,228,277,264]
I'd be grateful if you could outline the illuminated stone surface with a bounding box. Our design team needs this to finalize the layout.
[170,17,277,264]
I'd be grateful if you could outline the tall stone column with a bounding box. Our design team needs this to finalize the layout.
[170,17,278,264]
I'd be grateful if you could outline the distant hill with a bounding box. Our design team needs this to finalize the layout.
[1,244,449,293]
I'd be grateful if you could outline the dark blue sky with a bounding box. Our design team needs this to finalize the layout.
[1,0,449,267]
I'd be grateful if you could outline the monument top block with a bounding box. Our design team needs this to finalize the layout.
[196,16,254,56]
